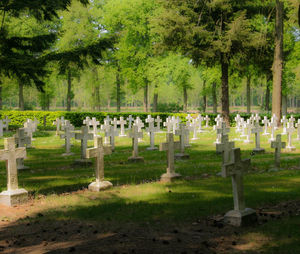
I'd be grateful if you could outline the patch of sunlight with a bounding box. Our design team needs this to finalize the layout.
[26,175,70,180]
[288,177,300,183]
[235,232,274,251]
[258,187,293,192]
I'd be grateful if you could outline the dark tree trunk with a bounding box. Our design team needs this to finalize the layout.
[272,0,284,125]
[67,70,72,111]
[19,83,24,111]
[153,92,158,112]
[0,80,2,110]
[246,75,251,114]
[183,86,188,112]
[265,76,271,111]
[143,83,148,112]
[116,66,121,112]
[282,94,287,115]
[202,80,207,113]
[212,82,217,113]
[221,54,230,125]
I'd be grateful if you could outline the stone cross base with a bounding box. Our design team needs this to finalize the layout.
[62,152,75,157]
[0,189,28,206]
[191,137,199,141]
[128,156,144,163]
[73,158,93,166]
[224,208,257,227]
[88,181,113,192]
[286,146,296,151]
[160,172,182,182]
[146,146,158,151]
[253,148,265,154]
[175,153,189,160]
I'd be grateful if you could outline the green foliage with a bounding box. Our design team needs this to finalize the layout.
[156,103,183,113]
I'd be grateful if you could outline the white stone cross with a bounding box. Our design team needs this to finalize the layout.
[281,115,288,134]
[118,117,127,137]
[135,117,144,142]
[172,116,181,134]
[86,136,112,191]
[53,118,61,136]
[191,119,198,141]
[271,114,278,129]
[184,121,192,147]
[204,115,210,128]
[126,115,134,130]
[128,125,143,162]
[262,116,269,135]
[155,116,163,132]
[296,119,300,141]
[111,117,119,131]
[235,114,241,133]
[289,115,295,127]
[24,119,35,141]
[146,117,157,150]
[163,118,173,133]
[243,119,253,144]
[222,148,255,226]
[251,122,264,152]
[268,119,277,142]
[159,133,181,182]
[101,119,111,145]
[271,134,286,168]
[106,125,119,151]
[104,115,111,123]
[60,120,75,156]
[90,117,100,137]
[286,122,295,151]
[175,123,189,159]
[249,114,255,126]
[75,126,94,160]
[0,138,28,206]
[14,128,31,170]
[216,134,235,164]
[216,122,230,144]
[254,114,261,124]
[83,116,91,126]
[239,118,246,138]
[3,116,11,132]
[196,115,204,133]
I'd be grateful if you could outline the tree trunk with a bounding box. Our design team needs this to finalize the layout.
[282,94,287,115]
[265,79,271,111]
[0,80,2,110]
[143,83,148,112]
[221,54,230,125]
[272,0,284,125]
[95,86,100,111]
[183,86,188,112]
[212,82,217,113]
[19,83,24,111]
[202,80,207,113]
[153,92,158,112]
[246,75,251,114]
[116,69,121,112]
[67,70,72,111]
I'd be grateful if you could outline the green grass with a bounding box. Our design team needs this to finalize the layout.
[1,127,300,253]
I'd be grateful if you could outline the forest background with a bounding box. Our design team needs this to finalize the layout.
[1,0,300,118]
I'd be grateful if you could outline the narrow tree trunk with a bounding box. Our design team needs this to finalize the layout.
[212,82,217,113]
[282,94,287,115]
[153,92,158,112]
[143,83,148,112]
[221,54,230,125]
[0,80,2,110]
[19,83,24,111]
[265,80,270,111]
[272,0,284,125]
[67,70,72,111]
[202,80,207,113]
[95,86,101,111]
[246,75,251,114]
[183,86,188,112]
[116,70,121,112]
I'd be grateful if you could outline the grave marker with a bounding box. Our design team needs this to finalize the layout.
[286,122,295,151]
[216,134,235,164]
[0,138,28,206]
[146,116,157,150]
[90,117,100,137]
[60,120,75,156]
[262,116,269,135]
[222,148,256,227]
[118,117,127,137]
[175,123,189,159]
[75,126,94,164]
[86,136,112,191]
[106,125,119,151]
[159,133,181,182]
[204,115,210,128]
[126,115,134,130]
[271,134,286,169]
[3,116,11,132]
[155,116,163,132]
[14,128,31,170]
[251,122,264,153]
[128,125,144,162]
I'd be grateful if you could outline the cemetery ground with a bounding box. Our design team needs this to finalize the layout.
[1,128,300,253]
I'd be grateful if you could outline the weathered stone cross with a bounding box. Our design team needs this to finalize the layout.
[111,117,119,131]
[90,117,100,137]
[155,116,163,132]
[0,138,28,206]
[268,119,277,142]
[118,117,127,137]
[135,117,144,142]
[86,136,112,191]
[101,119,111,145]
[251,122,264,153]
[196,115,204,133]
[128,125,144,162]
[106,125,119,151]
[296,119,300,141]
[204,115,210,128]
[175,123,189,159]
[286,122,295,151]
[3,116,11,132]
[163,118,173,133]
[186,114,193,123]
[0,120,4,137]
[53,118,61,136]
[126,115,134,130]
[159,133,181,182]
[271,134,286,168]
[14,128,31,169]
[262,116,269,135]
[281,116,288,134]
[75,126,94,161]
[60,120,75,156]
[216,122,230,144]
[216,134,235,164]
[222,148,256,227]
[243,120,252,144]
[146,116,157,150]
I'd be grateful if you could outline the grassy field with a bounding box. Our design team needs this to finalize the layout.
[0,126,300,253]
